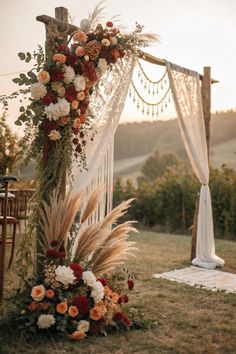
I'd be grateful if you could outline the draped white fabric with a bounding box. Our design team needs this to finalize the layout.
[166,62,224,269]
[71,55,135,223]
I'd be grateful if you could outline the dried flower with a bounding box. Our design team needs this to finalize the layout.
[48,130,61,141]
[84,40,101,60]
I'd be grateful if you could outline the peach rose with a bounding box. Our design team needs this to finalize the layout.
[77,91,85,101]
[45,289,55,299]
[69,331,87,340]
[72,117,81,129]
[31,285,46,302]
[38,70,50,84]
[56,302,68,314]
[110,292,119,303]
[58,116,70,126]
[71,100,79,110]
[104,286,112,298]
[111,49,120,60]
[96,301,107,316]
[53,53,66,63]
[68,305,79,318]
[90,306,102,321]
[75,46,85,57]
[73,30,87,43]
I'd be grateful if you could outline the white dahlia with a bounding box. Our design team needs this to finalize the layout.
[55,265,76,286]
[37,314,55,329]
[30,82,47,100]
[63,66,75,84]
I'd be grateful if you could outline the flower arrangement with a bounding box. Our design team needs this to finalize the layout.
[14,188,137,339]
[17,262,134,339]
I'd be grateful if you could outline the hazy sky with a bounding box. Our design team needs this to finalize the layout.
[0,0,236,130]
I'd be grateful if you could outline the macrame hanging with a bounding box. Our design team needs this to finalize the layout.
[130,59,172,117]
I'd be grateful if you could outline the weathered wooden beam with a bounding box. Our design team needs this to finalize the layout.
[139,50,218,84]
[36,14,77,33]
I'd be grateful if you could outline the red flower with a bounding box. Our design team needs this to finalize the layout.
[48,68,64,82]
[42,94,53,106]
[58,44,68,52]
[82,62,98,83]
[46,248,59,259]
[65,85,77,102]
[70,264,84,281]
[72,295,90,315]
[106,21,113,27]
[66,53,77,66]
[127,279,134,290]
[97,278,108,286]
[113,312,132,327]
[118,295,129,304]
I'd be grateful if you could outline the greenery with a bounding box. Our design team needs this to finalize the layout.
[1,230,236,353]
[114,154,236,239]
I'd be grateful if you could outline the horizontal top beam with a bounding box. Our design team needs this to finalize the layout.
[36,14,218,84]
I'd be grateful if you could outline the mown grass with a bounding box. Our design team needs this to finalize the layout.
[1,230,236,354]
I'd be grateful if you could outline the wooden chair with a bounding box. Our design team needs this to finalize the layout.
[0,176,17,303]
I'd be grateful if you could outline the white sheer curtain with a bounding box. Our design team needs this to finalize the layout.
[71,55,135,222]
[166,62,224,269]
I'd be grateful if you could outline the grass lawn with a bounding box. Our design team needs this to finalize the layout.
[1,230,236,354]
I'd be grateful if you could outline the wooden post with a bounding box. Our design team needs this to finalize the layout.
[0,182,9,303]
[191,67,211,261]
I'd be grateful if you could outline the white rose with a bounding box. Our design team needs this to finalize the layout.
[77,320,90,333]
[74,75,86,91]
[110,36,118,46]
[30,82,47,100]
[55,265,76,286]
[31,285,46,302]
[48,129,61,141]
[97,58,108,74]
[91,281,104,303]
[101,38,110,47]
[63,66,75,84]
[82,271,97,287]
[80,19,91,32]
[57,98,70,117]
[37,314,55,329]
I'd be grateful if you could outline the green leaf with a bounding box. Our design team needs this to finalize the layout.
[15,120,22,126]
[26,52,32,63]
[20,73,27,80]
[27,71,37,81]
[18,52,26,60]
[19,106,25,112]
[12,78,21,84]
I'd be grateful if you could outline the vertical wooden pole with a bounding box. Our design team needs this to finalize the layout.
[36,7,69,272]
[0,182,9,303]
[191,67,211,261]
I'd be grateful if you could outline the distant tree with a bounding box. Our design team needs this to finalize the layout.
[140,150,180,182]
[0,113,19,175]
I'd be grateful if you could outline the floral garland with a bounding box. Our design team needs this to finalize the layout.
[16,243,135,339]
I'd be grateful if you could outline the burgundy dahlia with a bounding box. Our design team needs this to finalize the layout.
[127,279,134,291]
[70,264,84,281]
[72,295,90,315]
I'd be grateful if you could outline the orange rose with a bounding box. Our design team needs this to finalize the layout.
[77,91,85,101]
[69,331,87,340]
[58,116,70,126]
[96,301,107,316]
[38,70,50,84]
[110,292,119,303]
[90,306,102,321]
[72,117,81,129]
[45,289,55,299]
[73,30,87,43]
[111,49,120,60]
[71,100,79,110]
[104,286,112,298]
[68,305,79,318]
[56,302,68,314]
[53,53,66,64]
